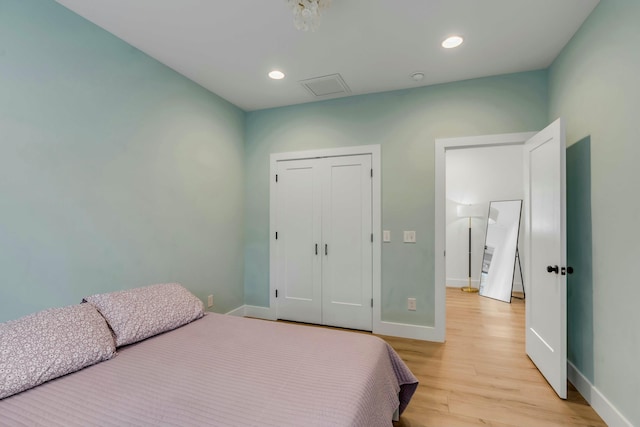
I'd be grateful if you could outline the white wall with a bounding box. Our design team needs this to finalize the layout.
[446,145,524,292]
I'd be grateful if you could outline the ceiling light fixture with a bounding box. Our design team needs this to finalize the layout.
[268,70,285,80]
[442,35,464,49]
[286,0,332,32]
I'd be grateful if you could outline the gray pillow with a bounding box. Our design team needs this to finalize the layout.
[83,283,204,347]
[0,303,116,400]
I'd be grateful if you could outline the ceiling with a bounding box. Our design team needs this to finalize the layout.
[54,0,599,112]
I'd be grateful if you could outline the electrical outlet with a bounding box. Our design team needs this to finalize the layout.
[207,295,214,308]
[383,230,391,242]
[407,298,417,311]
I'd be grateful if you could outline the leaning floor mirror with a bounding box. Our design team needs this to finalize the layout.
[479,200,523,303]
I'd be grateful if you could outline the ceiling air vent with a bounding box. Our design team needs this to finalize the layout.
[299,73,351,98]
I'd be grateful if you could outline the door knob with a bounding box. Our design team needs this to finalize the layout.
[567,266,574,274]
[547,265,559,274]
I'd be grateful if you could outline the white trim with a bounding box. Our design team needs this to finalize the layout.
[225,306,245,317]
[567,362,633,427]
[446,279,480,288]
[224,305,278,320]
[234,308,439,341]
[435,132,535,342]
[375,321,442,341]
[270,145,381,332]
[245,305,277,320]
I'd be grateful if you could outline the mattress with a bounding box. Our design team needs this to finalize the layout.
[0,313,418,426]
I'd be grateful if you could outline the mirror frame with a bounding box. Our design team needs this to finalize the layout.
[478,199,523,303]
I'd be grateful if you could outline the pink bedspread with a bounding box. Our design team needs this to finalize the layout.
[0,313,418,426]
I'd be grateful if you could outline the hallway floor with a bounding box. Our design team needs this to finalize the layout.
[385,288,605,427]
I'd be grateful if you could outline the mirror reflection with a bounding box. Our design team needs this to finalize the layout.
[479,200,523,302]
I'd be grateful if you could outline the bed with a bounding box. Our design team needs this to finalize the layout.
[0,284,418,426]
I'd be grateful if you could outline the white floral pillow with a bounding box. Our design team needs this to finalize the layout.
[83,283,204,347]
[0,303,116,400]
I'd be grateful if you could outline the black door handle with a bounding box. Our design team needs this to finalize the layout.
[547,265,559,274]
[325,244,328,256]
[315,243,318,255]
[562,266,574,275]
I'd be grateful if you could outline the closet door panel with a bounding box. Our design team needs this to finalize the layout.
[275,159,322,324]
[321,155,372,331]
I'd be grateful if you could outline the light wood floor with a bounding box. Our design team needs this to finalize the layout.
[384,288,606,427]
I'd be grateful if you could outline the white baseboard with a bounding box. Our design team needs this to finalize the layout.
[225,306,245,317]
[244,305,277,320]
[224,304,277,320]
[447,279,525,294]
[238,312,444,342]
[374,320,444,342]
[446,278,480,288]
[567,361,632,427]
[230,306,442,342]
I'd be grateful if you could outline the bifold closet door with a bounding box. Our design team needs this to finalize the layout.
[321,155,372,331]
[274,159,322,324]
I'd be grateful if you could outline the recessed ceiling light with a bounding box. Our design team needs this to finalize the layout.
[442,35,464,49]
[268,70,285,80]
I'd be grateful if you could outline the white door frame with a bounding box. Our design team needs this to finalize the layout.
[269,145,381,330]
[434,132,535,341]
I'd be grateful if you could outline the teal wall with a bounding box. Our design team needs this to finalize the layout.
[566,137,593,380]
[0,0,246,322]
[549,0,639,424]
[245,71,548,325]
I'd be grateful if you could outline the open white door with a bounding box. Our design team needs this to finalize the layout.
[523,118,567,399]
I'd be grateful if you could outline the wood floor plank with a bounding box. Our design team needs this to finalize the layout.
[388,289,605,426]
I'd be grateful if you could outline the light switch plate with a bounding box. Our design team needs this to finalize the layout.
[408,298,417,311]
[403,231,416,243]
[383,230,391,242]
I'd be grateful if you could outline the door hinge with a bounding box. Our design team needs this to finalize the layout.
[275,289,278,298]
[370,168,373,178]
[275,174,278,182]
[371,233,373,242]
[275,231,278,240]
[371,298,373,308]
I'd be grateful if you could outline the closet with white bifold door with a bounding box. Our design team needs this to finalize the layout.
[273,154,373,331]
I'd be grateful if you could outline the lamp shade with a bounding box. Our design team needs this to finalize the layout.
[457,204,485,219]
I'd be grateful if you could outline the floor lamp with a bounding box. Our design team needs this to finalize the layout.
[457,204,485,293]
